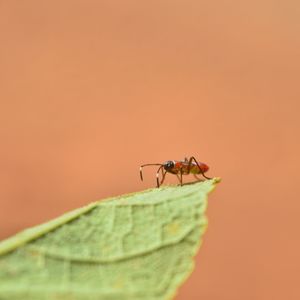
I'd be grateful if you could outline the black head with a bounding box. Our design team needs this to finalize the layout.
[163,160,175,171]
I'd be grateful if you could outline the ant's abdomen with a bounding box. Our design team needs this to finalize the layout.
[190,162,209,174]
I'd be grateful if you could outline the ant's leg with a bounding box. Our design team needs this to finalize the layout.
[189,156,212,180]
[193,174,203,181]
[187,157,193,173]
[160,170,167,186]
[175,171,183,186]
[139,167,143,181]
[156,165,163,188]
[180,169,183,186]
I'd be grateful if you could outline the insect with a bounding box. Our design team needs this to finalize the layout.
[140,156,212,188]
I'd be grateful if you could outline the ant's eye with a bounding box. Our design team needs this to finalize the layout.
[164,161,174,169]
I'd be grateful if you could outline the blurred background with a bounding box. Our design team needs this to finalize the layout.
[0,1,299,299]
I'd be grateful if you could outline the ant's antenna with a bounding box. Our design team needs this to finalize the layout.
[156,165,164,188]
[140,164,162,181]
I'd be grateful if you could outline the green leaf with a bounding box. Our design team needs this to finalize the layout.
[0,178,220,300]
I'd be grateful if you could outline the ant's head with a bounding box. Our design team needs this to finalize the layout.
[163,160,175,171]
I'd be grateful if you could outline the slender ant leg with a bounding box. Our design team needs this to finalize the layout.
[161,167,164,179]
[188,156,212,180]
[175,169,183,186]
[156,165,164,188]
[179,168,183,186]
[160,170,167,186]
[193,174,202,181]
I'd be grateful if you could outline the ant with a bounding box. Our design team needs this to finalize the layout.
[140,156,212,188]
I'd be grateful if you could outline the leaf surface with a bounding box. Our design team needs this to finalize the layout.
[0,178,220,300]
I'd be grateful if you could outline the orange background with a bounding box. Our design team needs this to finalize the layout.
[0,1,299,299]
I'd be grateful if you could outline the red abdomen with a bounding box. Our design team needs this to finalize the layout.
[190,162,209,174]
